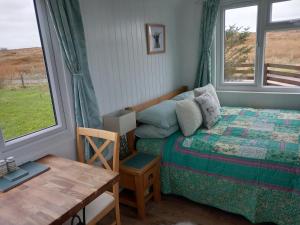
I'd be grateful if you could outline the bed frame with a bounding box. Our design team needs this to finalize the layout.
[126,86,188,153]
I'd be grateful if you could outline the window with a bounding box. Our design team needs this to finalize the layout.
[217,0,300,91]
[271,0,300,22]
[264,30,300,87]
[0,0,61,144]
[224,5,257,83]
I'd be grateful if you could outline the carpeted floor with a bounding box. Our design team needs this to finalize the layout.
[99,195,276,225]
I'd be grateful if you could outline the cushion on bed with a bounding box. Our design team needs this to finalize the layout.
[172,91,195,101]
[136,100,177,129]
[194,84,220,107]
[135,124,179,139]
[195,92,220,129]
[176,99,203,136]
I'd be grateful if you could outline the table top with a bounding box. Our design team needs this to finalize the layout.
[0,155,119,225]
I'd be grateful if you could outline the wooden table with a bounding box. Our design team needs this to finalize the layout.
[0,155,119,225]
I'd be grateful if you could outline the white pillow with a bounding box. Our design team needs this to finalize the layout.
[195,92,221,129]
[176,99,203,136]
[194,84,220,108]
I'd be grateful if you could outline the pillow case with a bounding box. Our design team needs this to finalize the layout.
[194,84,221,108]
[176,99,203,136]
[135,124,179,139]
[172,91,195,101]
[195,92,221,129]
[136,100,177,129]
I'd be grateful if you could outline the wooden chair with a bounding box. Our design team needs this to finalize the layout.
[76,127,121,225]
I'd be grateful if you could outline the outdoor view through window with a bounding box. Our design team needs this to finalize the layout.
[224,0,300,87]
[0,0,56,141]
[224,5,257,83]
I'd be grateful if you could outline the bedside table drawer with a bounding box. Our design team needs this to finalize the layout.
[120,173,135,190]
[143,166,157,188]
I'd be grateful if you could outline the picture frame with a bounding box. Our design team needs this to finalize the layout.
[145,24,166,55]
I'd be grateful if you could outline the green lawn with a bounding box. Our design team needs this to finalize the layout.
[0,86,56,141]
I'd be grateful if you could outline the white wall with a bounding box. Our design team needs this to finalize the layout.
[177,0,203,90]
[80,0,184,116]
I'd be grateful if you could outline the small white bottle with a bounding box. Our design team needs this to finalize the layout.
[0,160,8,177]
[6,156,17,172]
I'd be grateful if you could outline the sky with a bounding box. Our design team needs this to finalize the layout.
[226,0,300,32]
[0,0,41,50]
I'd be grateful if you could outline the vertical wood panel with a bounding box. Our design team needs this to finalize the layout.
[80,0,183,115]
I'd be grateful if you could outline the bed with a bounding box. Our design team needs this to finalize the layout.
[127,87,300,225]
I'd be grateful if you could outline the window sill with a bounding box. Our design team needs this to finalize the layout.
[217,85,300,94]
[0,126,75,165]
[3,124,67,153]
[217,90,300,110]
[217,89,300,95]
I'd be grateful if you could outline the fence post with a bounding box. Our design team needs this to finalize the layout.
[263,63,268,86]
[0,129,4,150]
[21,73,25,88]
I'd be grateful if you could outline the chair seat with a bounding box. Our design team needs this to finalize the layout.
[122,153,157,170]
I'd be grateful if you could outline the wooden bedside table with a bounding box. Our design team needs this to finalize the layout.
[119,152,161,219]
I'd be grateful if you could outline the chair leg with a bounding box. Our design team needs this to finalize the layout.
[113,183,121,225]
[135,175,145,219]
[153,165,161,202]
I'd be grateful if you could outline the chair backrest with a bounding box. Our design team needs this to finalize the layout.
[77,127,120,172]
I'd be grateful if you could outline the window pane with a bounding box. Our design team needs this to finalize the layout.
[271,0,300,22]
[264,30,300,87]
[0,0,56,141]
[224,6,257,83]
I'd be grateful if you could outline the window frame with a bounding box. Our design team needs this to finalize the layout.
[0,0,72,153]
[216,0,300,93]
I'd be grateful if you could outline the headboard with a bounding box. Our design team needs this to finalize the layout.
[126,86,188,153]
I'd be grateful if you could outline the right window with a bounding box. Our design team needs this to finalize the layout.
[218,0,300,90]
[264,30,300,87]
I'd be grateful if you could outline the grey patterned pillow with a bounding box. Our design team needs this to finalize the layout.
[195,92,221,129]
[194,84,221,108]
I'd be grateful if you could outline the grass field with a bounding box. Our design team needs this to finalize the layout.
[0,85,56,141]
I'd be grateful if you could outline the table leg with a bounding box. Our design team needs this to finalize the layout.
[82,207,86,225]
[71,207,86,225]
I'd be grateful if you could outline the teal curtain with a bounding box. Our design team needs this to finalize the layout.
[46,0,101,160]
[194,0,220,88]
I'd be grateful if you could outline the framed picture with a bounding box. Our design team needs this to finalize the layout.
[146,24,166,54]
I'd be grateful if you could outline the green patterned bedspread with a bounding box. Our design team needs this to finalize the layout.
[137,107,300,225]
